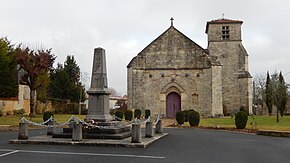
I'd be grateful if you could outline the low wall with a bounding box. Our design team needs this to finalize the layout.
[0,98,30,115]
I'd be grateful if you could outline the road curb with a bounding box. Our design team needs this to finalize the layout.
[256,130,290,137]
[9,133,168,148]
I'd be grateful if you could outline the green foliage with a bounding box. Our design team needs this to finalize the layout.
[182,110,191,122]
[265,71,289,118]
[36,73,51,102]
[53,102,87,115]
[43,111,54,124]
[267,71,289,122]
[0,110,3,116]
[49,56,85,103]
[134,109,141,119]
[145,109,151,119]
[235,111,248,129]
[115,110,123,121]
[12,109,25,115]
[188,110,200,127]
[0,37,18,98]
[175,111,185,125]
[124,110,133,121]
[277,72,288,116]
[265,71,273,115]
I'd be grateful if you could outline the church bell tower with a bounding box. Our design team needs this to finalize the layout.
[206,18,252,115]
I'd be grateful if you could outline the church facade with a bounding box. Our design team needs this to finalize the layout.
[127,18,252,117]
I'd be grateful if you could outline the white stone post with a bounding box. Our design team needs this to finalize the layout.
[145,121,154,137]
[131,123,141,143]
[18,122,28,140]
[72,122,83,141]
[47,120,56,135]
[155,120,163,134]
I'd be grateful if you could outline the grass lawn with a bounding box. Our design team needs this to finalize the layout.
[176,115,290,131]
[199,115,290,131]
[0,114,85,127]
[1,114,290,132]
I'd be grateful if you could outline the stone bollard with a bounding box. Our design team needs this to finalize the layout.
[47,120,56,135]
[131,123,141,143]
[155,120,163,134]
[72,122,83,141]
[145,121,154,138]
[18,122,28,140]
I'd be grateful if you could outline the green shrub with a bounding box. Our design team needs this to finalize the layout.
[124,110,133,121]
[176,111,185,125]
[43,111,54,124]
[235,111,248,129]
[134,109,141,119]
[0,110,3,116]
[115,110,123,121]
[183,110,191,122]
[13,109,25,115]
[145,109,151,119]
[189,110,200,127]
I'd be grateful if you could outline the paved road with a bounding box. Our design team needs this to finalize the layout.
[1,128,290,163]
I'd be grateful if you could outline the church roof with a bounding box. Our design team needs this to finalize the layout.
[141,25,208,56]
[205,18,243,33]
[128,24,221,68]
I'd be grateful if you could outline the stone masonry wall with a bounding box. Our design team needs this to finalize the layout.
[207,22,252,114]
[128,68,214,116]
[127,26,221,117]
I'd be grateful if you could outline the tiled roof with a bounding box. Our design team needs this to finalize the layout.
[207,18,243,24]
[205,18,243,33]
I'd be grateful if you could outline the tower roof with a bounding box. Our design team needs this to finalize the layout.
[205,18,243,33]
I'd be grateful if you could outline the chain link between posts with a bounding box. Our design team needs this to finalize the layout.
[19,114,162,129]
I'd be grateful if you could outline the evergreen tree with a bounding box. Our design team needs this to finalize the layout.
[265,71,272,115]
[277,72,288,117]
[0,38,18,98]
[49,64,69,100]
[271,72,288,122]
[49,55,85,102]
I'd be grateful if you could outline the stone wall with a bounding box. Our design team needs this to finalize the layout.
[128,68,217,116]
[207,21,252,114]
[127,19,251,117]
[128,26,222,117]
[0,85,30,115]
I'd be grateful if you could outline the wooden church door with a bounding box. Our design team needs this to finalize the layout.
[166,92,181,118]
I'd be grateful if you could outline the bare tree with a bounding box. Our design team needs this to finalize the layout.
[253,73,266,115]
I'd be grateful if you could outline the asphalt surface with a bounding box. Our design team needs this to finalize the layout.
[1,128,290,163]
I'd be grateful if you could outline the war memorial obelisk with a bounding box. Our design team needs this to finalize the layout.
[85,48,113,122]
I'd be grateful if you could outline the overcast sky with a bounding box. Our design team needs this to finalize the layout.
[1,0,290,95]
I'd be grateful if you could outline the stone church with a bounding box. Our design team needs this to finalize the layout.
[127,18,252,117]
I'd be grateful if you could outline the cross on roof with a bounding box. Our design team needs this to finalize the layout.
[170,17,174,26]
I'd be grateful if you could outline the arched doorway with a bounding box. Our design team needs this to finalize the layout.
[166,92,181,118]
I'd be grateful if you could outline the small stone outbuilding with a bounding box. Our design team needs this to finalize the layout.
[127,18,252,117]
